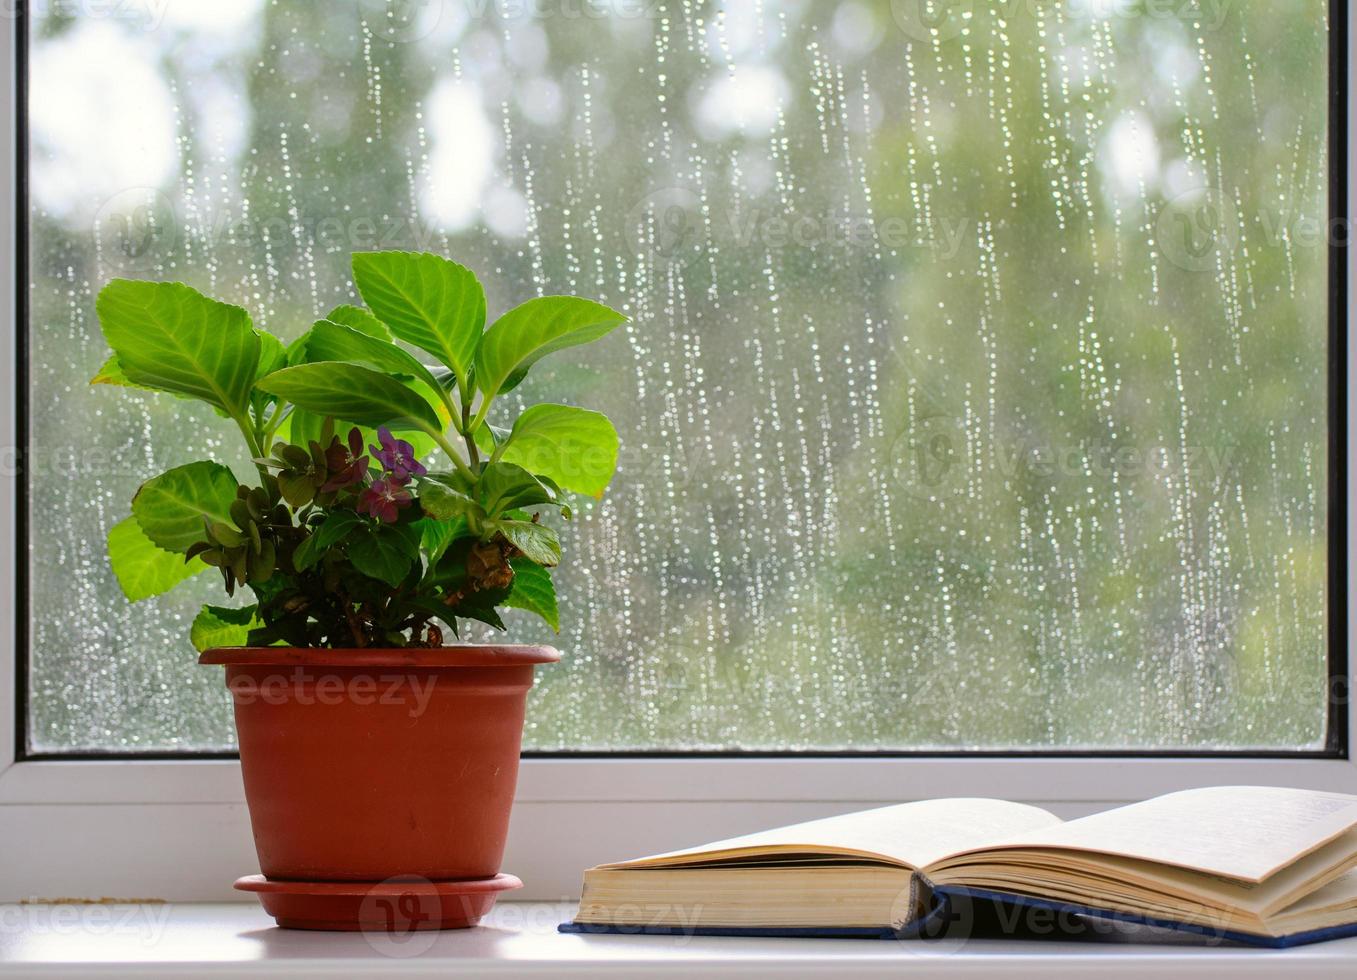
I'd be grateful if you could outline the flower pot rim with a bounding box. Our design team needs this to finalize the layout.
[198,644,561,668]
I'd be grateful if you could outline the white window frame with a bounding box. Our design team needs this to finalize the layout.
[1,9,1354,902]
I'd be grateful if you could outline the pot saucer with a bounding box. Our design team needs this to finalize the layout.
[235,872,523,931]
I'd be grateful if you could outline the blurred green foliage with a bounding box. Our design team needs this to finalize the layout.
[27,0,1331,750]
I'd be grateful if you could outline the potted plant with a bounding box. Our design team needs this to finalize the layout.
[94,250,625,930]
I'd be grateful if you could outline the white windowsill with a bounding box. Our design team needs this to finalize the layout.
[1,903,1355,978]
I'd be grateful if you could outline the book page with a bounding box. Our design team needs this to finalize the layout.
[929,825,1357,922]
[1269,868,1357,931]
[939,786,1357,883]
[597,798,1062,871]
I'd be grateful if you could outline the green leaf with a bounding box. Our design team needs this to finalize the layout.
[281,408,330,451]
[91,354,149,390]
[504,558,559,631]
[95,279,260,418]
[282,408,440,469]
[293,510,366,571]
[473,296,626,399]
[93,352,236,419]
[497,403,619,498]
[255,330,288,378]
[92,355,235,423]
[251,330,289,417]
[285,329,314,366]
[284,320,450,455]
[285,411,440,468]
[456,603,506,631]
[417,516,470,566]
[306,319,453,413]
[190,604,262,653]
[348,523,421,587]
[477,461,556,518]
[256,362,443,435]
[131,461,239,554]
[419,477,482,522]
[325,304,392,340]
[429,365,459,391]
[351,251,486,389]
[472,422,510,458]
[107,515,209,602]
[495,519,562,567]
[91,354,127,386]
[431,538,511,631]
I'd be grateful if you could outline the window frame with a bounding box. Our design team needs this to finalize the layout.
[1,2,1353,901]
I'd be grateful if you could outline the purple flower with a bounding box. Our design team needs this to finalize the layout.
[371,426,427,483]
[322,428,369,492]
[358,478,413,524]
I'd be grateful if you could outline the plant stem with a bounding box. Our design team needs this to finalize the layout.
[468,401,491,436]
[437,386,460,432]
[342,598,366,648]
[462,400,481,468]
[262,404,294,449]
[432,430,478,483]
[236,416,271,485]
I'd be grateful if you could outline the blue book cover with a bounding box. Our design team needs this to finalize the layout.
[558,922,900,939]
[559,887,1357,948]
[927,886,1357,949]
[558,790,1357,948]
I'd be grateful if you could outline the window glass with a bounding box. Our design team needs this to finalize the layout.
[26,0,1332,751]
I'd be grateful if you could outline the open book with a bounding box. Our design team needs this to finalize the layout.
[561,787,1357,947]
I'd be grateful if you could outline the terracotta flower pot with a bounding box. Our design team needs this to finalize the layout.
[199,645,559,930]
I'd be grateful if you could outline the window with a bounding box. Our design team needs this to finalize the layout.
[20,0,1345,756]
